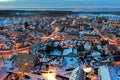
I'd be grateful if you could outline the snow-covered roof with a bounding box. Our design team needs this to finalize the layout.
[62,48,77,55]
[84,42,91,51]
[63,48,72,55]
[79,31,88,35]
[91,51,101,57]
[42,56,50,62]
[62,57,78,69]
[50,49,61,55]
[97,45,102,50]
[3,61,13,69]
[54,42,59,47]
[0,35,6,38]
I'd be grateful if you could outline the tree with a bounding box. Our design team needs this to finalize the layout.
[24,21,29,28]
[77,43,84,51]
[46,45,51,54]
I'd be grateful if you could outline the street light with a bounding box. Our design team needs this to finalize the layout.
[24,62,28,66]
[22,62,28,76]
[43,73,56,80]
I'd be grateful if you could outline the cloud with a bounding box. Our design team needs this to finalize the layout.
[0,0,14,2]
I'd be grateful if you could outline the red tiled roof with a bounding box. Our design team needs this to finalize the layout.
[114,62,120,65]
[107,44,117,51]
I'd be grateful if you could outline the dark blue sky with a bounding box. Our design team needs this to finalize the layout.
[0,0,120,8]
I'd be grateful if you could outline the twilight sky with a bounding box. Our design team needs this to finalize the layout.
[0,0,120,8]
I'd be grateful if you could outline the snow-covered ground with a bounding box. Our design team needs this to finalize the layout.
[99,66,111,80]
[62,57,78,69]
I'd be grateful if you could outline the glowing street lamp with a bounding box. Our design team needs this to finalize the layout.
[83,66,93,73]
[24,62,28,66]
[43,73,56,80]
[22,62,28,76]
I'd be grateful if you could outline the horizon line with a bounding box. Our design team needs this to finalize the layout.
[0,7,120,9]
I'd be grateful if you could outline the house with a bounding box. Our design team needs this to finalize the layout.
[107,44,117,51]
